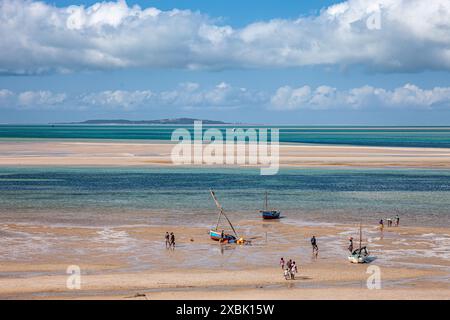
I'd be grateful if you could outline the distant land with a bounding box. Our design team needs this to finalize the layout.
[54,118,230,125]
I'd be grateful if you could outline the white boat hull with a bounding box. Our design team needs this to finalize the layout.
[348,255,369,264]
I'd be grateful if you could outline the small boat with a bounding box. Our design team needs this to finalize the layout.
[348,246,370,263]
[209,230,236,241]
[348,223,370,263]
[260,191,280,220]
[209,189,239,242]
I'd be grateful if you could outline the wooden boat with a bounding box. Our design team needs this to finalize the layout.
[209,230,236,241]
[348,223,370,263]
[209,189,238,242]
[260,191,281,220]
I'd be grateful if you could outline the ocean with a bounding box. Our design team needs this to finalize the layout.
[0,167,449,227]
[0,125,450,148]
[0,125,449,228]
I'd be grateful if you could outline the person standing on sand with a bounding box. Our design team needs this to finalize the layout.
[395,215,400,227]
[290,261,297,280]
[311,236,318,257]
[280,257,285,270]
[170,232,175,249]
[379,219,384,231]
[286,259,292,270]
[348,237,354,253]
[165,232,170,248]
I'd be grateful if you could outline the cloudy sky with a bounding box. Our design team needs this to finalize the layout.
[1,0,450,124]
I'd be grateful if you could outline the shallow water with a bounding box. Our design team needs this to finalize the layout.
[0,166,449,227]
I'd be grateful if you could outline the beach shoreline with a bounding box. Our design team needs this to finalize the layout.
[0,140,449,168]
[0,220,449,300]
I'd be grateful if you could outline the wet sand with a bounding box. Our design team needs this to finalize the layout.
[0,140,449,168]
[0,220,449,300]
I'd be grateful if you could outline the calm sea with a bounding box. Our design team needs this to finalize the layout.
[0,125,449,227]
[0,125,450,148]
[0,167,449,227]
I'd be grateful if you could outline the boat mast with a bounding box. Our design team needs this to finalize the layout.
[265,191,268,210]
[210,189,223,230]
[359,222,362,250]
[221,211,238,238]
[209,189,239,238]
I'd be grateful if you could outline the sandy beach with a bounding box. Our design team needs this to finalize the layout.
[0,140,449,168]
[0,220,449,300]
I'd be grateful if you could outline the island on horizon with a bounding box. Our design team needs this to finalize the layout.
[54,118,230,125]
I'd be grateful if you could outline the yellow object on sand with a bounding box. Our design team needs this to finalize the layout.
[237,238,245,245]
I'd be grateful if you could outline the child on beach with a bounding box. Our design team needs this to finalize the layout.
[284,268,290,280]
[280,257,285,270]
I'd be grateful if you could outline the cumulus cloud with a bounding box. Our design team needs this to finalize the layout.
[0,89,66,109]
[17,91,67,108]
[159,82,267,109]
[270,84,450,110]
[0,82,265,110]
[1,83,450,111]
[1,0,450,74]
[80,90,153,110]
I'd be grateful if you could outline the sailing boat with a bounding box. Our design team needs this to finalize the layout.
[260,191,281,220]
[348,223,370,263]
[209,189,239,242]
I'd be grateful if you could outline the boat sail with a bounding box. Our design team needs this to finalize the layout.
[209,189,239,242]
[259,191,281,220]
[348,223,370,263]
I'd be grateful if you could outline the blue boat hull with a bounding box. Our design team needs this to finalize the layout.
[260,210,281,219]
[210,230,236,241]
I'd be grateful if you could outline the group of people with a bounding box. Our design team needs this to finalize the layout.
[277,235,319,280]
[279,257,298,280]
[379,215,400,231]
[165,232,176,249]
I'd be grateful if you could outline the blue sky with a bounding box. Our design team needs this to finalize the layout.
[1,0,450,124]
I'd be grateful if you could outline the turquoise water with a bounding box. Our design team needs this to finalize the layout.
[1,125,450,148]
[0,167,449,227]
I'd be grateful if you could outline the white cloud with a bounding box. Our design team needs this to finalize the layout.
[270,84,450,110]
[80,90,153,110]
[0,83,265,110]
[0,89,13,108]
[158,82,266,109]
[2,83,450,111]
[17,91,67,109]
[1,0,450,74]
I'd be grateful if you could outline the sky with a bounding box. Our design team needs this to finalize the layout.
[1,0,450,125]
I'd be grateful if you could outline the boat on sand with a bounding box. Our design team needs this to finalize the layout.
[348,223,371,264]
[259,191,281,220]
[209,189,239,243]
